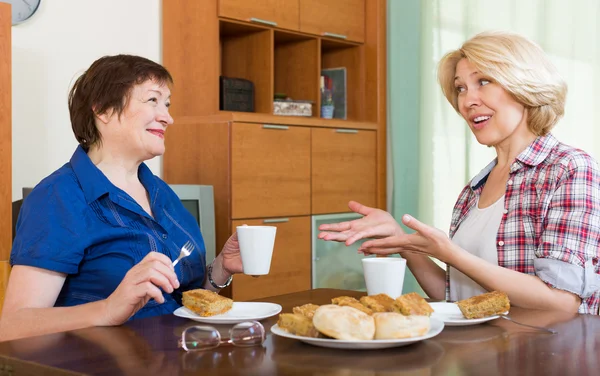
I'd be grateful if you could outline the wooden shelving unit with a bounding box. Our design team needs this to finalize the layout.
[162,0,386,300]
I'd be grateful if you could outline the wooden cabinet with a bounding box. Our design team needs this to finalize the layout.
[163,0,387,301]
[300,0,365,43]
[231,122,311,219]
[312,128,376,214]
[219,0,300,31]
[231,216,311,301]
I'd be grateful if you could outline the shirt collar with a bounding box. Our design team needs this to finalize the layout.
[70,146,159,205]
[515,133,559,167]
[470,133,559,190]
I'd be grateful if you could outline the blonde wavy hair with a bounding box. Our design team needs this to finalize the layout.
[438,31,567,136]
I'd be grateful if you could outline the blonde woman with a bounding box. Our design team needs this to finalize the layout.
[319,31,600,314]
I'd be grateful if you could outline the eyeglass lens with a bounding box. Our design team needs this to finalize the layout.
[181,321,265,351]
[229,321,265,347]
[182,327,222,351]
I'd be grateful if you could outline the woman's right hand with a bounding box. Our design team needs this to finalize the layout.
[99,252,180,326]
[318,201,404,246]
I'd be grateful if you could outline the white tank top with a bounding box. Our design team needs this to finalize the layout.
[449,195,505,301]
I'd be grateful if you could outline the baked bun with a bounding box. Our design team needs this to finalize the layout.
[373,312,431,339]
[313,304,375,340]
[182,289,233,317]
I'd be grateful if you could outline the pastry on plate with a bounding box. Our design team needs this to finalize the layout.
[313,304,375,340]
[182,289,233,317]
[331,296,373,315]
[394,292,434,316]
[457,291,510,319]
[360,293,397,313]
[292,303,320,319]
[373,312,431,339]
[277,313,321,338]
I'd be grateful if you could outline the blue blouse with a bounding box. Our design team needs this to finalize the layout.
[10,146,207,320]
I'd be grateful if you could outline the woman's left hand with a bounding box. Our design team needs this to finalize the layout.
[359,214,455,263]
[219,232,244,275]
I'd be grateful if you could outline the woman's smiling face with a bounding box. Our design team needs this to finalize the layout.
[455,58,527,147]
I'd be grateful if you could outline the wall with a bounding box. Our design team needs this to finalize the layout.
[12,0,162,201]
[388,0,426,295]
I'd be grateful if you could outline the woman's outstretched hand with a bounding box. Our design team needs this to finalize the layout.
[358,214,454,262]
[318,201,405,246]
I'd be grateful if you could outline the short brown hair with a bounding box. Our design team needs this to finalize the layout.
[68,54,173,151]
[438,31,567,136]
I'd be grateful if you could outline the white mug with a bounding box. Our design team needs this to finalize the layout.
[361,257,406,298]
[236,225,277,275]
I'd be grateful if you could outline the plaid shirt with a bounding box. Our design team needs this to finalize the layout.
[447,134,600,314]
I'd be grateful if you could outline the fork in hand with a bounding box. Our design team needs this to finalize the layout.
[173,241,195,267]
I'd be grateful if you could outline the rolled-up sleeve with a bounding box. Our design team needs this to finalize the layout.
[534,154,600,312]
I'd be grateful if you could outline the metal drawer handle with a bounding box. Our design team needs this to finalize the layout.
[322,32,347,40]
[263,218,289,224]
[335,129,358,134]
[263,124,289,130]
[249,17,277,27]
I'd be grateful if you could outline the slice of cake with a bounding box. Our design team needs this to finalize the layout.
[360,294,397,313]
[332,296,373,315]
[277,313,321,338]
[457,291,510,319]
[182,289,233,317]
[394,292,434,316]
[292,303,320,319]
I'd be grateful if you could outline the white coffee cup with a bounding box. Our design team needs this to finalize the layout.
[236,225,277,275]
[361,257,406,298]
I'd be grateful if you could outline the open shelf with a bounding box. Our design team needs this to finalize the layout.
[274,30,319,118]
[321,38,363,122]
[219,20,273,114]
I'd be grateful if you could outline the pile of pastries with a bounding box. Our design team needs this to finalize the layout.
[277,292,433,341]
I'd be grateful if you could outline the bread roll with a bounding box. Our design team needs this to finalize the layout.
[373,312,431,339]
[313,304,375,340]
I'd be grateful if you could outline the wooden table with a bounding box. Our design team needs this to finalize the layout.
[0,288,598,375]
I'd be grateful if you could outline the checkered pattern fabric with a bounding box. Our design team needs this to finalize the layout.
[446,134,600,314]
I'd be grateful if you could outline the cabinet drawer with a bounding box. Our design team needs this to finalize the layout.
[299,0,365,43]
[312,128,376,214]
[231,216,311,300]
[231,122,311,219]
[219,0,299,31]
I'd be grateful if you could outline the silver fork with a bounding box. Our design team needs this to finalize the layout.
[499,314,557,334]
[173,241,194,267]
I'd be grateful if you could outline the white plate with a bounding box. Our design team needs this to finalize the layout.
[174,302,282,324]
[270,317,444,350]
[429,302,504,326]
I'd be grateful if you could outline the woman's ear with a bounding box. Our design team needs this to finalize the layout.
[93,106,112,124]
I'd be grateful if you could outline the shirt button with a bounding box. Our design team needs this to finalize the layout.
[507,180,513,185]
[450,226,456,231]
[512,163,519,169]
[498,241,505,246]
[503,209,508,214]
[162,234,168,239]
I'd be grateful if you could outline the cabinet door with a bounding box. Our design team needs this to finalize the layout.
[231,216,311,301]
[312,128,376,214]
[219,0,299,31]
[231,122,311,219]
[299,0,365,43]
